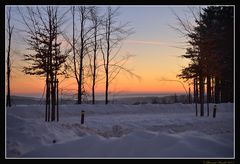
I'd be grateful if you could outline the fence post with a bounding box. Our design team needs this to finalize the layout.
[81,110,85,124]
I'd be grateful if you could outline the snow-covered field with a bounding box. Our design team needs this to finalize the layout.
[6,103,234,158]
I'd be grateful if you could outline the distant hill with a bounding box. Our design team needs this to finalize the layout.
[10,95,77,105]
[9,94,189,105]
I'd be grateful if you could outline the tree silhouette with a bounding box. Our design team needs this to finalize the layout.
[6,7,14,107]
[19,6,68,121]
[175,6,233,116]
[101,7,134,104]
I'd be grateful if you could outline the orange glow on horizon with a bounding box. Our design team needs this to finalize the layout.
[10,71,189,97]
[9,45,189,97]
[6,6,195,98]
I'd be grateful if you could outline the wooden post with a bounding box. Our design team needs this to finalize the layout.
[81,110,85,124]
[57,79,59,122]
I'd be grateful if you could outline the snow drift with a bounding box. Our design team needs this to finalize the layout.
[6,103,234,158]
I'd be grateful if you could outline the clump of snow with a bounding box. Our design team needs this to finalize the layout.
[6,103,234,158]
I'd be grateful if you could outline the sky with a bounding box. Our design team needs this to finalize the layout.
[6,5,199,98]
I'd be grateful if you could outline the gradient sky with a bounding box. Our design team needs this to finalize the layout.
[6,5,199,97]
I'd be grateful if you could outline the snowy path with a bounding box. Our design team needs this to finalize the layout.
[6,103,234,158]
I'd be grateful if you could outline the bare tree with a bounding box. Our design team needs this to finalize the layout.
[63,6,138,104]
[75,6,92,104]
[72,6,77,95]
[101,7,134,104]
[89,7,102,104]
[63,6,102,104]
[64,6,94,104]
[6,7,14,107]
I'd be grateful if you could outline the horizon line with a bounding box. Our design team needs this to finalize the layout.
[11,91,187,98]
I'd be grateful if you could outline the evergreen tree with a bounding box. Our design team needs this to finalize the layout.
[177,6,234,108]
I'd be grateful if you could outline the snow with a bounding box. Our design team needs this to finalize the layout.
[6,103,234,158]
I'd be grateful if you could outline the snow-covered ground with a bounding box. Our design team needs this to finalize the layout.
[6,103,234,158]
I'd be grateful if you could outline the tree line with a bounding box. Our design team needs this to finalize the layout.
[6,6,138,122]
[176,6,233,116]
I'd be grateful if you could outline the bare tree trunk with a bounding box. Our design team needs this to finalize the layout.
[53,81,56,121]
[78,58,83,104]
[207,75,211,116]
[45,80,47,121]
[77,8,86,104]
[92,68,96,104]
[6,7,13,107]
[45,79,48,121]
[46,75,50,122]
[54,20,58,121]
[49,9,55,121]
[105,10,111,105]
[7,40,11,107]
[105,44,110,104]
[199,74,204,116]
[51,76,56,121]
[77,81,81,104]
[57,79,59,121]
[105,64,109,105]
[105,46,109,105]
[194,78,198,116]
[46,35,51,122]
[92,25,97,104]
